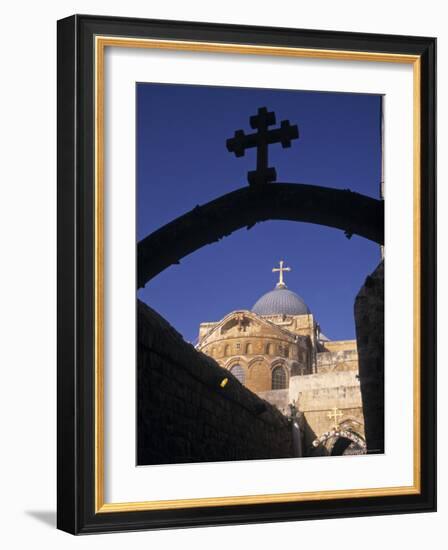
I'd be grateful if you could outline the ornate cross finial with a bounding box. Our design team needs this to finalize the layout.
[327,407,343,428]
[272,260,291,289]
[226,107,299,185]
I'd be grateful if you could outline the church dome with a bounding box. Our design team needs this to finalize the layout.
[252,287,310,316]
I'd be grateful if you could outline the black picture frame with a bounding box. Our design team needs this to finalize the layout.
[57,14,436,534]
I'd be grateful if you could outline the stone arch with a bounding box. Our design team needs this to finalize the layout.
[270,357,287,368]
[339,418,365,434]
[225,356,247,370]
[138,183,384,287]
[265,342,274,355]
[312,428,366,455]
[247,355,268,368]
[331,437,357,455]
[245,342,253,355]
[331,429,367,455]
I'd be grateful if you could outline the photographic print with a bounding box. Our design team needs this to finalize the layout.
[136,83,384,465]
[57,16,435,533]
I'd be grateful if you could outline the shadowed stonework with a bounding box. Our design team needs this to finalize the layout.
[137,300,293,465]
[355,261,385,453]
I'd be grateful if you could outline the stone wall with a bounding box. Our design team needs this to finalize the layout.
[137,300,293,465]
[322,340,357,353]
[354,260,384,454]
[197,310,312,393]
[316,349,359,373]
[198,310,309,365]
[289,371,364,452]
[257,389,290,414]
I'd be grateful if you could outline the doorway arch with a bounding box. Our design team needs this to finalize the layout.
[312,428,367,456]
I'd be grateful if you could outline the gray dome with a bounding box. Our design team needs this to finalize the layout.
[252,287,310,316]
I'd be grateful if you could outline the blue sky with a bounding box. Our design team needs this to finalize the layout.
[137,83,382,343]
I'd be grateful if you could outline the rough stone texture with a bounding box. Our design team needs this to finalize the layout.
[316,349,359,373]
[322,340,357,353]
[355,261,384,454]
[197,310,312,392]
[197,304,365,457]
[137,300,293,465]
[289,371,364,453]
[258,389,290,414]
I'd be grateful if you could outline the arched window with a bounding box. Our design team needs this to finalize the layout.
[230,364,245,384]
[224,344,231,357]
[272,366,287,390]
[245,342,253,354]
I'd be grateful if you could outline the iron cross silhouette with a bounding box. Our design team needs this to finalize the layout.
[226,107,299,186]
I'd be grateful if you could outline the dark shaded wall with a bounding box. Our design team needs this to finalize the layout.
[137,300,293,465]
[355,261,384,453]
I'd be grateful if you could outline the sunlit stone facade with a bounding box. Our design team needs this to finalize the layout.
[197,262,366,456]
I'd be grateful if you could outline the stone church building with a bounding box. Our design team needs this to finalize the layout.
[197,261,367,456]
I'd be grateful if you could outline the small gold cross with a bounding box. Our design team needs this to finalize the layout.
[327,407,343,428]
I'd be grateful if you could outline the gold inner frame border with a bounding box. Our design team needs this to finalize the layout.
[94,35,421,514]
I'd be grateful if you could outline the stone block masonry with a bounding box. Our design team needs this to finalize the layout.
[355,261,384,454]
[289,371,364,452]
[137,300,293,465]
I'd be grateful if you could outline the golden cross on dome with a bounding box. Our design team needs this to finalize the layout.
[327,407,343,428]
[272,260,291,288]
